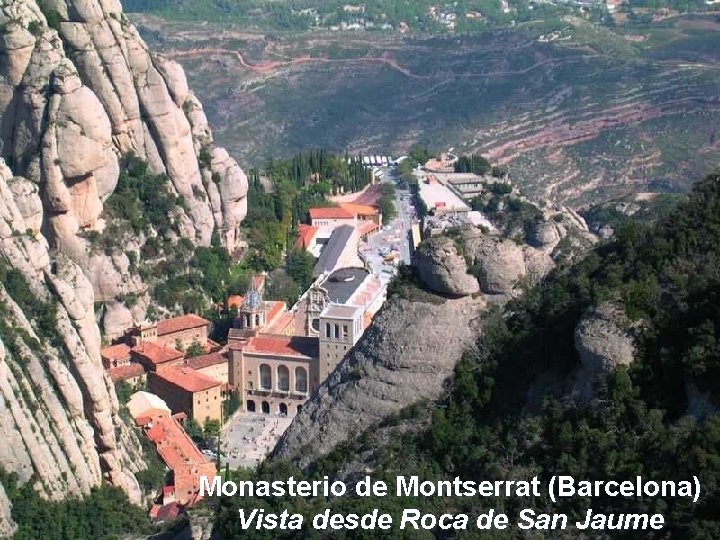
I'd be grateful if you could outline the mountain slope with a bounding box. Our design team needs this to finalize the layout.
[0,0,250,532]
[211,172,720,538]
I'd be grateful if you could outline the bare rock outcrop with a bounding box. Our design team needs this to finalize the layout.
[574,302,636,373]
[275,294,484,468]
[412,236,480,296]
[1,0,248,268]
[1,149,142,510]
[466,236,526,295]
[0,481,16,538]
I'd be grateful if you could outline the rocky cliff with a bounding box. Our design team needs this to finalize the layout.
[1,0,248,316]
[275,292,484,468]
[0,0,249,531]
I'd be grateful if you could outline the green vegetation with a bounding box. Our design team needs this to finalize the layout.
[213,172,720,538]
[377,184,397,226]
[454,153,491,175]
[125,0,711,31]
[0,261,61,348]
[0,470,151,539]
[104,153,183,238]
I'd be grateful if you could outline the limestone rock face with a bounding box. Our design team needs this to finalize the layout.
[275,294,484,468]
[468,236,526,295]
[0,481,15,537]
[0,0,248,262]
[574,302,635,373]
[412,236,480,296]
[8,176,42,233]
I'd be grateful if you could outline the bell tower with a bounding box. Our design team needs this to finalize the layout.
[239,280,266,331]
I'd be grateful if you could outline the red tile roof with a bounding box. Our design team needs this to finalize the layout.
[357,220,378,236]
[340,202,379,216]
[265,300,286,325]
[244,335,319,358]
[108,362,145,382]
[101,343,132,361]
[154,366,221,393]
[132,342,185,367]
[262,311,296,335]
[295,224,319,248]
[309,207,354,220]
[227,295,244,309]
[185,352,226,371]
[145,416,216,505]
[156,314,210,336]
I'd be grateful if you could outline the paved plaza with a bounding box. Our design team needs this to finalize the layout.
[220,412,293,469]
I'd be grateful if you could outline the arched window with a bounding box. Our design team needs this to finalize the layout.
[279,403,288,416]
[261,401,270,414]
[246,400,256,413]
[295,367,308,393]
[255,314,261,326]
[277,365,290,392]
[259,364,271,390]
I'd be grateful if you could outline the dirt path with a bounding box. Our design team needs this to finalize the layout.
[166,47,428,78]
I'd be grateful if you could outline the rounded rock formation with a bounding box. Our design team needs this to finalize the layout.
[412,236,480,296]
[574,302,635,373]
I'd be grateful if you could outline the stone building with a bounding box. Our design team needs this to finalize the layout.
[228,335,319,417]
[318,304,364,382]
[131,314,211,351]
[148,366,223,426]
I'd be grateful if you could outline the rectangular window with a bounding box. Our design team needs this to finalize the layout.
[343,325,349,340]
[325,323,331,339]
[334,324,340,339]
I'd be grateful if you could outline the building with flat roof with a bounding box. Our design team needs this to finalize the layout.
[148,366,223,425]
[229,335,319,418]
[417,175,471,216]
[318,304,363,382]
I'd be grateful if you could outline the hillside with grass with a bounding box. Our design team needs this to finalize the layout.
[134,13,720,207]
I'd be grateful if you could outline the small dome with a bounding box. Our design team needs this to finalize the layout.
[243,290,262,311]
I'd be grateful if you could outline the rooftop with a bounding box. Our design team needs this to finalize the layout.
[127,391,171,420]
[262,311,296,335]
[185,352,227,371]
[320,304,362,320]
[314,225,356,275]
[309,207,354,220]
[108,362,145,382]
[295,224,319,249]
[156,314,210,336]
[418,178,471,213]
[320,267,370,304]
[339,202,379,216]
[244,335,319,359]
[132,342,185,367]
[145,416,211,472]
[100,343,132,361]
[153,366,221,393]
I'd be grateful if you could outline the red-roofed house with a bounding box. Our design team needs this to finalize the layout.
[185,352,228,383]
[148,366,222,425]
[339,203,381,227]
[100,343,132,369]
[309,206,357,231]
[108,363,146,386]
[294,223,319,250]
[144,415,216,505]
[228,335,319,418]
[132,342,185,372]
